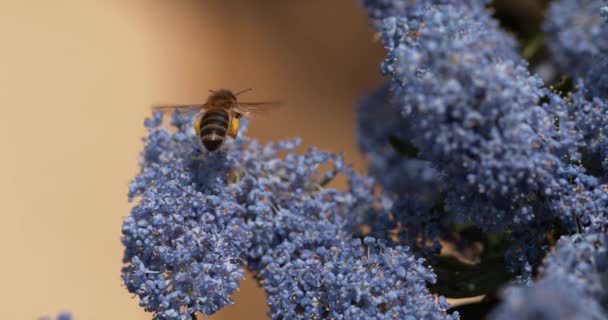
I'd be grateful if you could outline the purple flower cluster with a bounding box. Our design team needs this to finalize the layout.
[122,112,454,319]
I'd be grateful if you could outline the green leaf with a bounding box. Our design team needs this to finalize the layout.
[521,33,544,60]
[388,135,419,158]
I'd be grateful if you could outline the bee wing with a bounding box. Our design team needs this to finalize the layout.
[234,101,281,118]
[151,104,207,116]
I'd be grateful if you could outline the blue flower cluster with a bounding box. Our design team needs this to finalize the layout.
[545,0,608,77]
[361,1,559,277]
[370,1,573,232]
[357,0,608,317]
[123,113,250,318]
[122,112,455,319]
[357,84,443,257]
[261,236,455,319]
[491,233,608,319]
[489,279,605,320]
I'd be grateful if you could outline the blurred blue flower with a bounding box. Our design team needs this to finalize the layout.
[492,233,608,319]
[545,0,608,77]
[543,233,608,307]
[490,279,605,320]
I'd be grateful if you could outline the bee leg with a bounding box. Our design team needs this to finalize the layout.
[193,116,202,137]
[190,154,206,161]
[228,117,240,138]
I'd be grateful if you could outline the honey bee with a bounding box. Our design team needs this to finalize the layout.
[153,88,279,151]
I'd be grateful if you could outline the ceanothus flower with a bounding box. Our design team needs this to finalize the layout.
[123,111,453,319]
[488,2,608,314]
[357,83,443,256]
[565,80,608,179]
[581,56,608,101]
[377,3,572,232]
[503,88,608,278]
[357,83,441,203]
[260,234,457,320]
[365,0,519,61]
[489,279,605,320]
[491,233,608,319]
[38,313,72,320]
[543,233,608,307]
[123,112,250,318]
[361,0,608,283]
[357,1,526,260]
[550,165,608,234]
[361,0,499,28]
[224,124,389,272]
[546,81,608,237]
[544,0,608,78]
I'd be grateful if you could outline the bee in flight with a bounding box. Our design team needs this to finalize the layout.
[153,88,279,151]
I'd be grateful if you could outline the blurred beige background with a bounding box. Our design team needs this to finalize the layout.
[0,1,384,319]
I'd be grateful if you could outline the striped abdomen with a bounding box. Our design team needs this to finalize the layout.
[198,108,230,151]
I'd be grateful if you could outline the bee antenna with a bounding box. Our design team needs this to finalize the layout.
[234,88,253,96]
[208,90,216,94]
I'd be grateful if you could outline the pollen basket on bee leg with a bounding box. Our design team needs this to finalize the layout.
[228,117,240,138]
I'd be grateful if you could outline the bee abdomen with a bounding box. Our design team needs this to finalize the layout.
[200,109,229,151]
